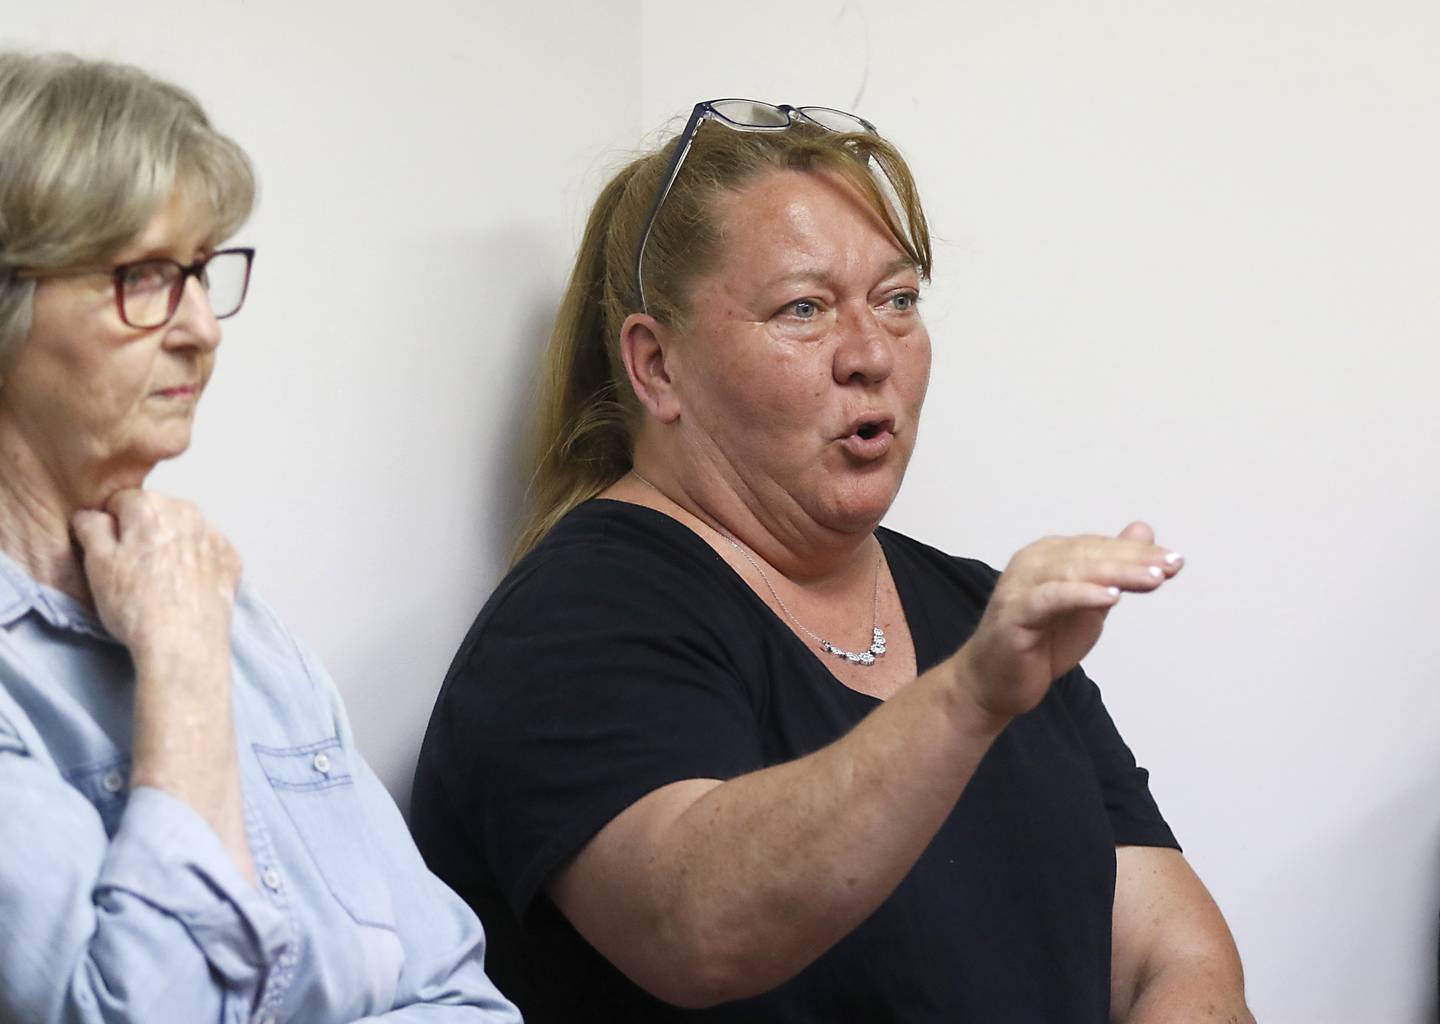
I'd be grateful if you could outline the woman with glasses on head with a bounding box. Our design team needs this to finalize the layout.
[411,100,1253,1022]
[0,52,518,1024]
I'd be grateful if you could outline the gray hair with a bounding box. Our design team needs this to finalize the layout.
[0,51,255,364]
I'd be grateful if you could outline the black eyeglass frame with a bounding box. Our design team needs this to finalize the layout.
[631,99,880,315]
[16,247,256,329]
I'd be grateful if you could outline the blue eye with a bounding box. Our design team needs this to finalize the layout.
[888,291,919,312]
[785,299,819,319]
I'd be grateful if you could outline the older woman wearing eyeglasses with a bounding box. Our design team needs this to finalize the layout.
[411,99,1254,1023]
[0,52,518,1023]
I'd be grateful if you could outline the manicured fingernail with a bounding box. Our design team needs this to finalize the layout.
[1148,566,1164,579]
[1164,551,1183,565]
[1106,586,1121,597]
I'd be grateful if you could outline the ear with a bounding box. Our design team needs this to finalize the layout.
[619,312,682,424]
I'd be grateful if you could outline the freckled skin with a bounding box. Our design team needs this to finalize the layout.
[581,169,1249,1021]
[663,168,931,551]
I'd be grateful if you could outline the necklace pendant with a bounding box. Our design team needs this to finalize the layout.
[820,630,885,667]
[707,515,889,671]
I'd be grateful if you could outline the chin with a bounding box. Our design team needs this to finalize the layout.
[135,431,195,467]
[821,475,902,534]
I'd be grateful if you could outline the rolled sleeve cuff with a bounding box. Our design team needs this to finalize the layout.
[96,786,289,986]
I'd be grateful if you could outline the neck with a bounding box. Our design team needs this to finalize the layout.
[629,439,881,587]
[0,422,127,602]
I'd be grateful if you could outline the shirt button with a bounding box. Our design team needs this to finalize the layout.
[311,752,331,774]
[101,771,125,794]
[261,867,282,892]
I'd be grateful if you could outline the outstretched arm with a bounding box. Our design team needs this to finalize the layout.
[551,524,1182,1008]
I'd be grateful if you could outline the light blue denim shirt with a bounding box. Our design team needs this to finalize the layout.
[0,550,521,1024]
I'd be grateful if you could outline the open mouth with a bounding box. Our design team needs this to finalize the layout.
[848,415,894,442]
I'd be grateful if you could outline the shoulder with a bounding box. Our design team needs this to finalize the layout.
[522,499,729,583]
[433,500,770,732]
[477,500,748,637]
[229,584,349,745]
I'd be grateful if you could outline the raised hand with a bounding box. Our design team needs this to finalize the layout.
[71,490,242,662]
[955,521,1181,720]
[71,490,253,881]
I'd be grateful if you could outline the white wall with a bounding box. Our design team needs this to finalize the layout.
[6,2,1438,1021]
[641,1,1440,1021]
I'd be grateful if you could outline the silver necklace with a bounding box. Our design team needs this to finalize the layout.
[629,470,887,667]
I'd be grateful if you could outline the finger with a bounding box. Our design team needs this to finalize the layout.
[1115,522,1185,576]
[1053,539,1184,583]
[1118,521,1154,544]
[71,510,119,561]
[104,488,153,533]
[1021,548,1175,591]
[1071,560,1172,592]
[1019,580,1121,628]
[1010,533,1183,590]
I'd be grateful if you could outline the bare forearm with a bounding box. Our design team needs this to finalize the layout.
[558,526,1184,1006]
[131,643,254,885]
[568,652,1007,1004]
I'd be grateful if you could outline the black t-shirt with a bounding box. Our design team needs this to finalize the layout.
[410,500,1178,1023]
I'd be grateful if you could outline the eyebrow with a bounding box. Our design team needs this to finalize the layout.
[117,249,177,263]
[114,242,216,265]
[763,256,919,291]
[879,255,921,280]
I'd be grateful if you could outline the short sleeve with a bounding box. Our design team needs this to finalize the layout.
[1057,668,1180,850]
[427,528,769,924]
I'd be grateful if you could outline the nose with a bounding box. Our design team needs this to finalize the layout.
[832,302,894,385]
[166,274,222,351]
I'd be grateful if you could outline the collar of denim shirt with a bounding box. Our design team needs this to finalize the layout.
[0,548,116,641]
